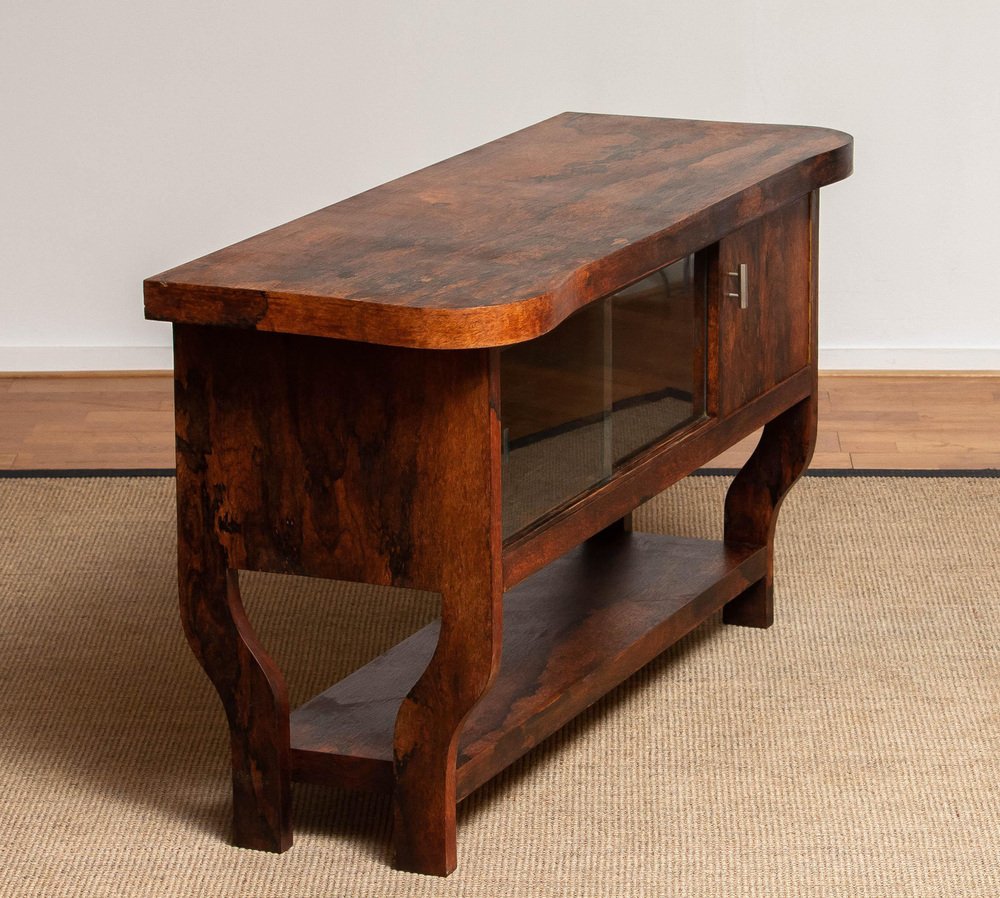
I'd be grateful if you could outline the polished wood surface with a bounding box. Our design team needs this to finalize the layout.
[721,191,820,628]
[151,157,842,876]
[172,325,503,874]
[144,113,851,348]
[3,373,999,471]
[716,196,811,415]
[290,532,766,800]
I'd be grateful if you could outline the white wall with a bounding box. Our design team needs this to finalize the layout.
[2,0,997,371]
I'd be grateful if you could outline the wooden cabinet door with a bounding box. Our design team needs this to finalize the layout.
[716,195,813,416]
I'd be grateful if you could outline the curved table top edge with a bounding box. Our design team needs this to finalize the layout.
[144,114,853,349]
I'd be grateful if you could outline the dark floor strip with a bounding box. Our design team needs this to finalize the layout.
[691,468,1000,478]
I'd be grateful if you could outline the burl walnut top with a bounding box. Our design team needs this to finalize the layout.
[144,113,852,349]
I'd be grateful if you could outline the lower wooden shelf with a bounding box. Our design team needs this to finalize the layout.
[289,531,766,800]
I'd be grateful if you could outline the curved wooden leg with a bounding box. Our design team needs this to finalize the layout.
[392,582,502,876]
[723,392,817,628]
[177,500,292,852]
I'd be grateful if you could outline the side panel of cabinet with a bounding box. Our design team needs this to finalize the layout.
[717,196,812,416]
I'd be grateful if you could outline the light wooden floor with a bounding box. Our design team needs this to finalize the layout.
[1,374,999,471]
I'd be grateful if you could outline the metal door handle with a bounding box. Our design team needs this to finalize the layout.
[726,263,748,309]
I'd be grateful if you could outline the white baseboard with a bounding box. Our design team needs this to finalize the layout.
[819,347,1000,371]
[0,346,173,372]
[1,345,998,374]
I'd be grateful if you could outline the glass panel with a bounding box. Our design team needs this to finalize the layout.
[500,253,706,539]
[500,300,610,538]
[611,255,705,464]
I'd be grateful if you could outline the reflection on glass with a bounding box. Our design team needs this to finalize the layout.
[501,254,706,538]
[500,300,610,538]
[611,256,704,464]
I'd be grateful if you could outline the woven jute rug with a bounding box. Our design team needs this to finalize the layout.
[1,474,997,897]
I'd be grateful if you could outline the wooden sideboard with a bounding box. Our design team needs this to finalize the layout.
[144,112,852,876]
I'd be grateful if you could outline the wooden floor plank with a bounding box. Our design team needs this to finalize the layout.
[6,375,173,393]
[848,452,1000,470]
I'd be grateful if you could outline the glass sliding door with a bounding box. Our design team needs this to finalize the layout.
[500,299,610,538]
[610,254,706,465]
[501,253,706,539]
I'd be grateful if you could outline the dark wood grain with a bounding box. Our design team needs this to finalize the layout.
[171,326,498,592]
[288,532,766,797]
[722,191,822,627]
[174,336,293,853]
[157,120,850,877]
[500,196,818,586]
[171,324,503,874]
[145,113,851,349]
[722,394,816,627]
[718,196,811,415]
